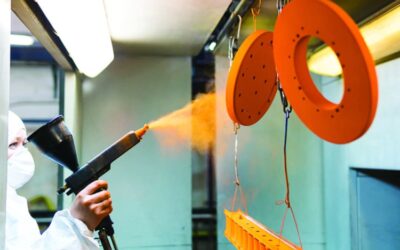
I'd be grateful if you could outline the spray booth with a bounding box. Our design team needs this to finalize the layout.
[1,0,400,249]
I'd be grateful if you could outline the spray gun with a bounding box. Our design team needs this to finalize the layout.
[27,115,148,250]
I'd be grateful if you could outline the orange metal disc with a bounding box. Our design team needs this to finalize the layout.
[274,0,378,144]
[226,30,277,126]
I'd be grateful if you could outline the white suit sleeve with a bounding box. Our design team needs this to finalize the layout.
[6,188,100,250]
[32,209,100,250]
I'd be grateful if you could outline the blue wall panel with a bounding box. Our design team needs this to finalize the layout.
[350,170,400,250]
[323,58,400,250]
[81,56,192,249]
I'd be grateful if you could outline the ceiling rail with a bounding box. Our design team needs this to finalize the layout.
[202,0,255,54]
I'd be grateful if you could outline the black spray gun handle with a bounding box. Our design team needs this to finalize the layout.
[59,166,116,250]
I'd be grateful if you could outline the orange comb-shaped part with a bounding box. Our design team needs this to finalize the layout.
[224,210,302,250]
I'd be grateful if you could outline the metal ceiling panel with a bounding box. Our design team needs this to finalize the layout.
[104,0,231,56]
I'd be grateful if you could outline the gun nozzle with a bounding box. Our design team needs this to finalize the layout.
[135,124,149,139]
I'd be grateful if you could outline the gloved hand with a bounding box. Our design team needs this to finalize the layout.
[69,180,113,230]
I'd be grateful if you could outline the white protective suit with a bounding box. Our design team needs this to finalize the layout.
[6,111,100,250]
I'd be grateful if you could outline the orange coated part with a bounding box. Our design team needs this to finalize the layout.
[273,0,378,144]
[224,210,302,250]
[226,30,278,126]
[135,124,149,139]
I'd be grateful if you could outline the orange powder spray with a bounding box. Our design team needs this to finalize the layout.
[149,92,216,154]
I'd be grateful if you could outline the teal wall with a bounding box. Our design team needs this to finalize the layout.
[81,56,192,249]
[215,56,325,250]
[323,58,400,250]
[63,72,84,208]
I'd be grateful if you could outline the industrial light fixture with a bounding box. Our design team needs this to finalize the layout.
[10,34,35,46]
[308,4,400,77]
[35,0,114,78]
[207,41,217,51]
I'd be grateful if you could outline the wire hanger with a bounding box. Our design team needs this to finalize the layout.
[274,0,302,247]
[251,0,263,31]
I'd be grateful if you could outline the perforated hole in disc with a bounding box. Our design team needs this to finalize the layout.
[273,0,378,144]
[226,30,277,126]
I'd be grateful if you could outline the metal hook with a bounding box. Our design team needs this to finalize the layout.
[252,0,262,16]
[276,0,291,13]
[251,0,262,31]
[277,75,292,115]
[228,15,242,64]
[233,122,240,134]
[236,15,242,40]
[276,0,283,13]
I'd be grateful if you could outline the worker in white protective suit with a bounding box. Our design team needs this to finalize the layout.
[6,111,113,250]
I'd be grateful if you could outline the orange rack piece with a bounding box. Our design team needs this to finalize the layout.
[224,210,302,250]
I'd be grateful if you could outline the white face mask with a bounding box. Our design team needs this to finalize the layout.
[7,147,35,189]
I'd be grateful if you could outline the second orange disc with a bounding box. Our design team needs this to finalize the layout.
[226,30,277,126]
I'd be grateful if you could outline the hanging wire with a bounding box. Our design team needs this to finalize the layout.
[230,123,248,213]
[228,16,242,188]
[233,123,240,186]
[274,0,302,246]
[275,76,293,207]
[227,15,247,212]
[276,101,302,248]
